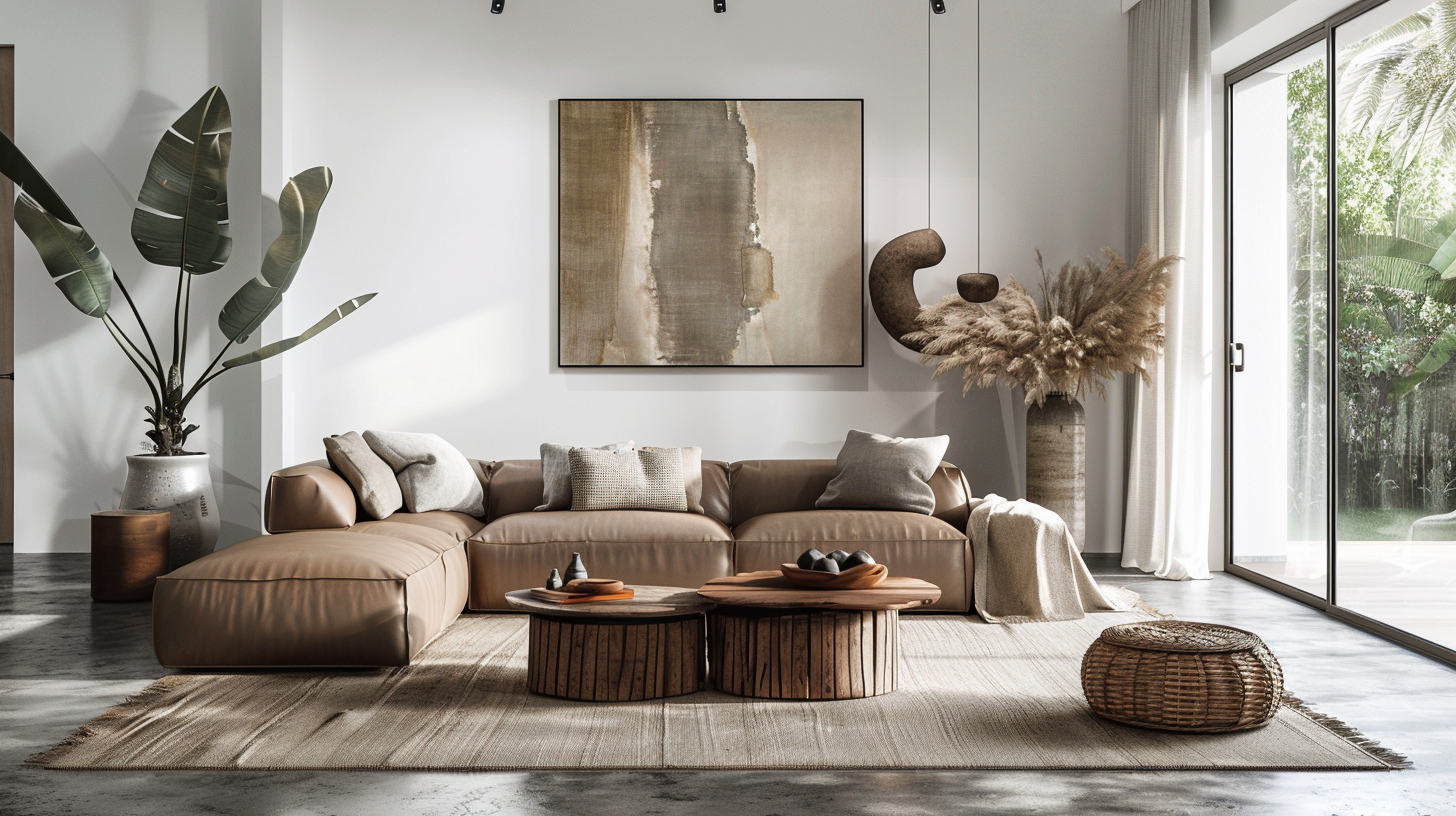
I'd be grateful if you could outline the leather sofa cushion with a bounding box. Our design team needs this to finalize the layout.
[488,459,732,527]
[265,460,357,533]
[466,509,734,611]
[467,539,733,611]
[154,531,469,667]
[352,511,485,551]
[475,509,732,545]
[732,510,971,612]
[729,459,972,530]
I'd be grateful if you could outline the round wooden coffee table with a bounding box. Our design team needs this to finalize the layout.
[505,586,712,702]
[697,571,941,700]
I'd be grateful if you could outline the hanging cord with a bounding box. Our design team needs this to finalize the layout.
[928,0,933,227]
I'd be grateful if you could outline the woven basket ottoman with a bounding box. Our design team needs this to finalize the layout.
[1081,620,1284,733]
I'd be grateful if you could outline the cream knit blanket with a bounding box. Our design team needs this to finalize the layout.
[969,494,1134,623]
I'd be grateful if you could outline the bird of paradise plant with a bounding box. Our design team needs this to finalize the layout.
[0,86,374,455]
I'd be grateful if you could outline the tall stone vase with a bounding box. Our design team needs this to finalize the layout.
[1025,393,1086,551]
[121,453,220,570]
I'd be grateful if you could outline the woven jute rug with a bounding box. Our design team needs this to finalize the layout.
[31,609,1408,771]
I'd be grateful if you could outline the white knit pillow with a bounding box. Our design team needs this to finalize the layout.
[363,431,484,516]
[568,447,687,512]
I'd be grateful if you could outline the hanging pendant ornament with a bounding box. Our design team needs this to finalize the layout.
[869,1,998,351]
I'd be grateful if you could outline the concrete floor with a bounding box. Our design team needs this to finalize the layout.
[3,551,1455,816]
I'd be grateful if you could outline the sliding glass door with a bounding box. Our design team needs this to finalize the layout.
[1229,0,1456,662]
[1229,41,1330,599]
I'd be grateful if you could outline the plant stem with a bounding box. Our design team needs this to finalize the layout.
[103,315,162,411]
[112,272,164,381]
[179,271,192,385]
[177,337,237,414]
[171,268,184,384]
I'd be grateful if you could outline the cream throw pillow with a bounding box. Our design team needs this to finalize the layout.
[323,431,403,519]
[815,429,950,515]
[363,431,485,516]
[644,446,703,514]
[568,447,687,512]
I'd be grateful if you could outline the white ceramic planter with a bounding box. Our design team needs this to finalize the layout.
[121,453,220,569]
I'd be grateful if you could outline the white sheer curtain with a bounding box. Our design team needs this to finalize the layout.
[1122,0,1214,581]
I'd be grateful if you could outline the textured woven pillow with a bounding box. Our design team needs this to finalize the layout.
[535,440,635,511]
[815,429,950,515]
[644,446,704,514]
[568,447,687,512]
[323,431,403,519]
[363,431,485,516]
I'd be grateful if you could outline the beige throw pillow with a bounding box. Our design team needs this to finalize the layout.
[644,446,703,514]
[323,431,404,520]
[815,429,950,515]
[535,440,635,511]
[363,430,485,516]
[568,447,687,512]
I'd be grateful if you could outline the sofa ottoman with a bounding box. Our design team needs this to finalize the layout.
[153,526,470,668]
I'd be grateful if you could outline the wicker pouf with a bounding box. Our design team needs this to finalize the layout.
[1081,620,1284,733]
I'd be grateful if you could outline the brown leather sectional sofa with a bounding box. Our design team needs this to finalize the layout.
[152,457,973,668]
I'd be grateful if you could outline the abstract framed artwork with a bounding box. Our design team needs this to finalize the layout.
[558,99,864,367]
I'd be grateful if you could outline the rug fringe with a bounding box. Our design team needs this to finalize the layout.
[1282,694,1412,770]
[27,674,192,768]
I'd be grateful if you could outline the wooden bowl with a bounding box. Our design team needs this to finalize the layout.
[779,562,888,590]
[564,578,625,595]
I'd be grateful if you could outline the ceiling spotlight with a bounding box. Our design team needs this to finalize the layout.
[931,0,946,13]
[714,0,726,12]
[491,0,504,13]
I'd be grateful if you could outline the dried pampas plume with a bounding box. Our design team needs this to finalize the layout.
[904,244,1177,406]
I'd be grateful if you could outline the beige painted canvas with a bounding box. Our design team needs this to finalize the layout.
[559,99,863,366]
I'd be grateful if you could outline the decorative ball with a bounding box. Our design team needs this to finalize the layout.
[828,549,851,564]
[843,550,876,568]
[797,548,825,570]
[811,557,841,574]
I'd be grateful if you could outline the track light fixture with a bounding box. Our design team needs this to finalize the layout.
[931,0,946,13]
[491,0,504,13]
[715,0,726,12]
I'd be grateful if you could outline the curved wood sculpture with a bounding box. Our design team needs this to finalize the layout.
[868,228,999,352]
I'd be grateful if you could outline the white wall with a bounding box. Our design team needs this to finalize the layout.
[4,0,265,552]
[270,0,1131,551]
[6,0,1132,554]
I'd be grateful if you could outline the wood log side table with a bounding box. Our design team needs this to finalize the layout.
[91,509,170,602]
[504,586,712,702]
[697,572,941,700]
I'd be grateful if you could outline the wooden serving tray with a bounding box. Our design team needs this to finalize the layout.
[779,562,888,590]
[529,588,636,604]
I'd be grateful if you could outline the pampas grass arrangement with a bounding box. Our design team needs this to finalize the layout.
[905,245,1178,406]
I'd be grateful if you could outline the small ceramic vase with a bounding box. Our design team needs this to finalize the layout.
[545,569,564,591]
[564,552,588,583]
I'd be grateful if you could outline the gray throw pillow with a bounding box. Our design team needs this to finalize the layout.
[362,431,485,516]
[644,446,704,514]
[535,440,634,511]
[568,447,688,512]
[815,429,951,515]
[323,431,403,520]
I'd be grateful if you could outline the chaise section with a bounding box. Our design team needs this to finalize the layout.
[466,510,734,610]
[732,510,971,612]
[153,530,469,668]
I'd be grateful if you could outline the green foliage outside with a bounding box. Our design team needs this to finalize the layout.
[1282,4,1456,517]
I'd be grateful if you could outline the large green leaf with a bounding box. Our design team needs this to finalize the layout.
[1393,326,1456,397]
[1354,256,1456,304]
[130,86,232,273]
[222,293,375,369]
[14,192,112,317]
[217,167,332,342]
[1340,233,1436,265]
[0,130,81,226]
